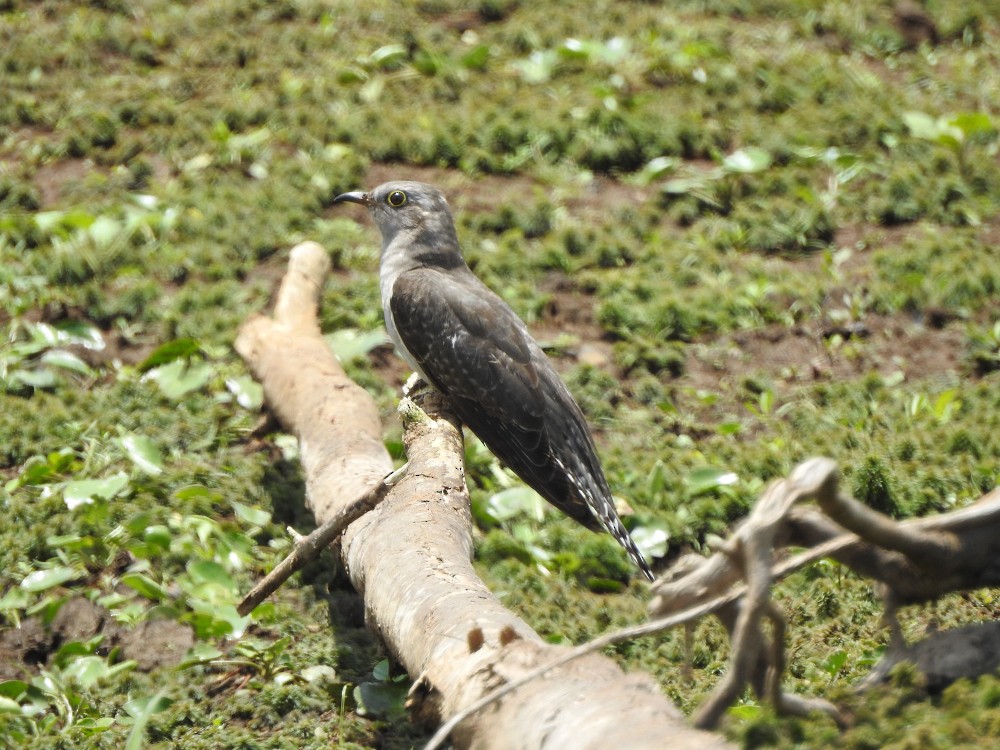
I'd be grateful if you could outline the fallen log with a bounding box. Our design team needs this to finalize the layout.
[236,242,731,750]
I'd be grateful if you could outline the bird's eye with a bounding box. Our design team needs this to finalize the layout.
[386,190,407,207]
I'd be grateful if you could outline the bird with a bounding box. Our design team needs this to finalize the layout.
[334,181,654,581]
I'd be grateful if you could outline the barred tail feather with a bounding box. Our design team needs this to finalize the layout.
[555,456,654,581]
[590,495,655,582]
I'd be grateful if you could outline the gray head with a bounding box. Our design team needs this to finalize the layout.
[334,181,459,252]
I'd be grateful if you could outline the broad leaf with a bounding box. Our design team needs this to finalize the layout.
[486,486,546,522]
[20,566,82,592]
[225,376,263,410]
[138,338,201,371]
[144,359,214,399]
[63,473,129,509]
[723,147,772,173]
[121,572,168,601]
[684,467,738,497]
[121,434,164,475]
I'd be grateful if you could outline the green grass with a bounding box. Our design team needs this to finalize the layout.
[1,0,1000,747]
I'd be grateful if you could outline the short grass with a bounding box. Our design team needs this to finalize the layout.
[1,0,999,748]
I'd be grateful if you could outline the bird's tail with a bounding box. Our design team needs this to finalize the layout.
[594,502,655,582]
[554,453,655,581]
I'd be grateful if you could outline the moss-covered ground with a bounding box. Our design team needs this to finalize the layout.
[1,0,999,747]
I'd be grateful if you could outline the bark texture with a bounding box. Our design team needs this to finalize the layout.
[236,242,731,750]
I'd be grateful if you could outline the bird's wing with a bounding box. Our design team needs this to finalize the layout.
[389,267,595,521]
[389,267,544,433]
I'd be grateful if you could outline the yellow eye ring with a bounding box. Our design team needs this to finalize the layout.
[387,190,407,207]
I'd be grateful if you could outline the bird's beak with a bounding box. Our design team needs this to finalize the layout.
[333,190,371,207]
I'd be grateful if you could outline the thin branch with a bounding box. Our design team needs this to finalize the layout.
[237,463,407,616]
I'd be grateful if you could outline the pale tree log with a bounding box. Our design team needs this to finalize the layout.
[235,242,732,750]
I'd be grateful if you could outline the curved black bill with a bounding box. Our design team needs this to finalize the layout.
[333,191,370,206]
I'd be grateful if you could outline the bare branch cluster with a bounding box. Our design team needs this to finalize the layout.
[649,458,1000,728]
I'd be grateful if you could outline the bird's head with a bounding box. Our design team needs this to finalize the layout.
[334,181,458,251]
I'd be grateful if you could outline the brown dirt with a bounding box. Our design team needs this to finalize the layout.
[0,597,195,681]
[32,158,101,208]
[684,313,967,392]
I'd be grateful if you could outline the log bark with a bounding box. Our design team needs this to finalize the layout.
[236,242,731,750]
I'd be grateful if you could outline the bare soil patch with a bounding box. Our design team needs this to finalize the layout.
[685,313,967,395]
[0,597,194,682]
[32,158,100,208]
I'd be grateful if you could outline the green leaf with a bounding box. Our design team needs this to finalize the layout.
[336,66,367,84]
[367,44,407,70]
[54,320,105,350]
[142,525,172,549]
[124,689,172,750]
[513,50,559,84]
[144,359,214,399]
[187,560,235,590]
[123,690,173,720]
[646,459,669,496]
[20,566,82,592]
[723,146,772,173]
[372,659,390,682]
[717,421,742,435]
[178,643,224,669]
[120,434,164,475]
[225,376,264,410]
[460,44,490,70]
[412,49,444,76]
[63,473,130,510]
[902,111,938,140]
[173,484,221,502]
[138,338,201,371]
[822,649,849,677]
[662,176,708,195]
[10,368,59,390]
[903,111,964,146]
[684,467,738,497]
[88,215,122,247]
[35,209,95,234]
[0,696,21,713]
[186,602,248,639]
[53,638,101,667]
[231,500,271,527]
[629,524,670,559]
[727,703,761,720]
[40,350,92,376]
[121,572,168,601]
[325,328,389,362]
[0,680,29,700]
[354,681,408,719]
[77,717,116,734]
[634,155,680,186]
[62,655,111,689]
[486,486,546,523]
[949,111,995,138]
[0,588,30,611]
